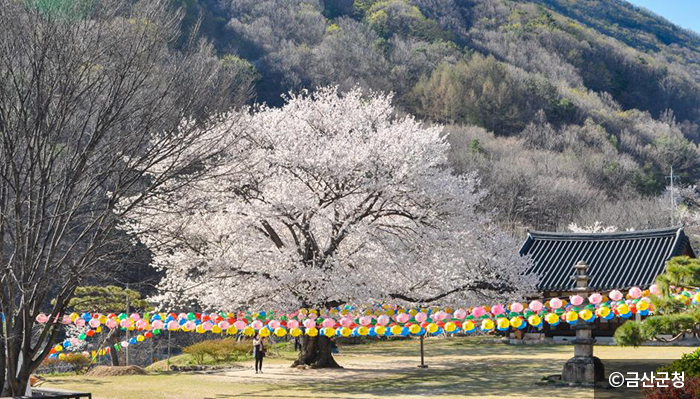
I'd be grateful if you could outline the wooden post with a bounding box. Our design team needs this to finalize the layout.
[417,335,428,368]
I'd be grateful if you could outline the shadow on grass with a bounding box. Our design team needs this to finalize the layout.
[43,377,111,387]
[339,338,572,360]
[205,358,586,398]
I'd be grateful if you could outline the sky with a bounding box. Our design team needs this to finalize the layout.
[627,0,700,34]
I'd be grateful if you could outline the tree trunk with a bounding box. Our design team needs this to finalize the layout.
[108,334,120,366]
[291,335,341,368]
[0,336,6,396]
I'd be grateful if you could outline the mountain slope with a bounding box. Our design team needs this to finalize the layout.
[183,0,700,232]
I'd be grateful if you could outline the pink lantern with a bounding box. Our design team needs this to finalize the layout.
[136,320,148,329]
[322,318,336,328]
[528,301,543,312]
[435,311,448,321]
[75,318,86,328]
[178,313,187,320]
[550,298,562,309]
[453,309,467,319]
[120,319,130,328]
[130,313,140,321]
[70,338,80,346]
[303,319,316,329]
[167,321,179,330]
[377,315,390,325]
[36,314,49,323]
[106,319,118,329]
[121,341,129,348]
[396,313,410,323]
[650,284,660,295]
[62,315,72,325]
[218,321,231,330]
[89,318,101,328]
[340,317,352,327]
[251,320,263,330]
[268,320,280,330]
[471,307,486,318]
[609,290,623,301]
[152,320,165,330]
[202,321,213,331]
[415,313,428,323]
[308,313,317,320]
[491,304,505,315]
[233,320,246,330]
[287,320,299,329]
[629,287,642,299]
[510,303,524,313]
[570,295,584,306]
[184,321,196,330]
[588,293,603,305]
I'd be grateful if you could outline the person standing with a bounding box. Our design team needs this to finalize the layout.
[253,333,265,374]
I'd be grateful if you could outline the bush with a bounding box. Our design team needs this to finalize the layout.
[210,339,251,362]
[41,353,92,374]
[658,349,700,378]
[644,376,700,399]
[614,320,646,347]
[182,339,252,365]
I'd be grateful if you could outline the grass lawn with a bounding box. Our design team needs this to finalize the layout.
[41,338,696,399]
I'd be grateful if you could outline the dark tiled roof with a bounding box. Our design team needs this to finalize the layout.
[520,227,695,291]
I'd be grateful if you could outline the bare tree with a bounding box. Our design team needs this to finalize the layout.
[0,0,251,394]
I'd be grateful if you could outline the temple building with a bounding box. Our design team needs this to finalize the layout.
[519,226,695,336]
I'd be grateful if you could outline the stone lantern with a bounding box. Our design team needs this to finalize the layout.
[561,260,605,384]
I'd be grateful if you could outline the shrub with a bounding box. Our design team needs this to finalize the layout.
[182,339,252,365]
[62,353,91,374]
[658,349,700,378]
[614,320,646,346]
[644,376,700,399]
[210,339,251,362]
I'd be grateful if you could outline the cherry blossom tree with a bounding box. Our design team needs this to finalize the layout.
[124,87,536,367]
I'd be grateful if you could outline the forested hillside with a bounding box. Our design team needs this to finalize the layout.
[177,0,700,233]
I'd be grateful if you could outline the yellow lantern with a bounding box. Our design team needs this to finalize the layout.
[306,327,318,337]
[545,313,559,325]
[463,321,475,332]
[226,327,238,335]
[427,323,439,333]
[290,327,302,337]
[374,325,386,335]
[409,324,421,334]
[445,322,456,332]
[579,309,593,320]
[324,327,335,337]
[481,319,495,331]
[510,317,523,329]
[497,318,510,330]
[259,328,270,337]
